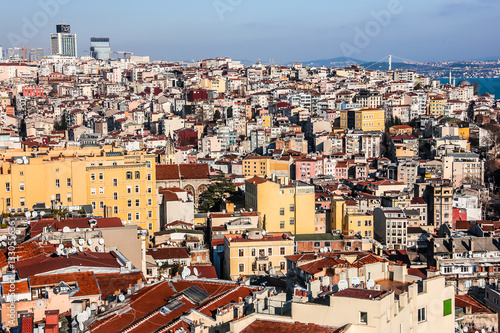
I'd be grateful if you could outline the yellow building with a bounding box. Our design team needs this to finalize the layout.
[340,108,385,132]
[0,146,158,233]
[223,231,294,280]
[242,156,291,179]
[344,212,373,238]
[199,78,227,93]
[245,176,315,234]
[428,93,446,116]
[458,127,470,141]
[261,115,272,128]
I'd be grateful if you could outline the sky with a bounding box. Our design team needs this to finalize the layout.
[0,0,499,64]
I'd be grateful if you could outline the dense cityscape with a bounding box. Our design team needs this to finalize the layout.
[0,17,499,333]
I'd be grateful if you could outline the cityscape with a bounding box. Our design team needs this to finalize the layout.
[0,1,499,332]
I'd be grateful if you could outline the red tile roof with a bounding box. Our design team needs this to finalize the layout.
[156,163,210,180]
[334,288,386,300]
[241,319,342,333]
[186,266,217,279]
[95,271,145,299]
[30,217,123,237]
[455,295,492,314]
[147,247,190,260]
[298,257,350,275]
[29,272,100,297]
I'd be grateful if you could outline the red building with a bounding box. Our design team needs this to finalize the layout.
[175,128,198,147]
[452,207,467,230]
[23,85,45,97]
[189,89,208,102]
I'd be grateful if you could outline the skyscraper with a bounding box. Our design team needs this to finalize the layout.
[90,37,111,60]
[50,23,77,57]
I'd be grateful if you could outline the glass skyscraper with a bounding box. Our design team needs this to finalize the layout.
[50,23,77,57]
[90,37,111,60]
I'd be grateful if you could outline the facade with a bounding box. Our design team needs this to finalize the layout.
[223,230,293,280]
[245,176,315,234]
[50,24,77,57]
[374,207,409,249]
[426,183,454,228]
[90,37,111,60]
[340,108,385,132]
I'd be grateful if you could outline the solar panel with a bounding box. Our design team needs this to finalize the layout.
[159,299,184,315]
[182,285,210,304]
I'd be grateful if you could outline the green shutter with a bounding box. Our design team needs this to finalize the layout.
[443,299,452,316]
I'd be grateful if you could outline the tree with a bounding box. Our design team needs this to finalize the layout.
[198,171,236,213]
[213,110,221,121]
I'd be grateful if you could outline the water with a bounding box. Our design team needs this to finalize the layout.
[438,78,500,98]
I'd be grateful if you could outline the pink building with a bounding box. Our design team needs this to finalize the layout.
[295,158,323,182]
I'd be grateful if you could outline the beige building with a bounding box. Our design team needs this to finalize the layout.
[223,230,294,280]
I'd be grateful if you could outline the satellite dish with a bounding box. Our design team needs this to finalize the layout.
[262,230,267,235]
[62,249,68,255]
[58,244,64,250]
[16,158,23,164]
[351,276,360,287]
[89,219,97,224]
[40,211,46,217]
[78,239,84,245]
[22,156,28,164]
[118,294,125,302]
[75,227,80,232]
[15,230,21,235]
[86,307,91,316]
[32,211,38,218]
[76,313,86,323]
[463,327,468,333]
[78,246,83,252]
[1,242,6,247]
[90,303,98,311]
[25,211,31,218]
[62,226,70,233]
[36,300,44,308]
[181,267,191,279]
[79,323,84,331]
[95,246,99,252]
[366,279,375,289]
[193,267,199,276]
[98,239,104,245]
[71,239,76,246]
[87,239,93,245]
[338,280,348,291]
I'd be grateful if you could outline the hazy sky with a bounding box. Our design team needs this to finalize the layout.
[1,0,499,63]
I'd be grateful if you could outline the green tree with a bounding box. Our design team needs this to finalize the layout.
[198,171,236,213]
[213,110,221,121]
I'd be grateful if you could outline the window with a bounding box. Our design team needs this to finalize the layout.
[280,221,285,229]
[114,192,118,200]
[280,247,285,255]
[148,210,153,218]
[99,201,104,209]
[147,173,152,181]
[98,173,104,180]
[148,198,152,206]
[126,171,132,180]
[251,248,256,256]
[127,213,132,221]
[91,202,96,209]
[55,168,59,173]
[5,198,10,207]
[113,178,118,186]
[360,312,368,325]
[314,242,320,248]
[5,182,10,192]
[135,171,140,179]
[67,193,72,202]
[147,186,152,193]
[19,171,23,176]
[20,197,25,207]
[90,173,95,181]
[67,178,71,187]
[127,200,132,207]
[135,199,140,207]
[135,212,140,220]
[99,187,104,194]
[148,223,153,230]
[127,186,132,194]
[324,242,331,247]
[239,249,244,257]
[135,185,140,193]
[268,248,273,256]
[280,261,285,270]
[280,208,284,215]
[114,206,119,214]
[290,204,294,212]
[238,263,244,272]
[417,307,426,323]
[443,299,452,316]
[443,266,452,274]
[91,187,96,195]
[289,217,295,225]
[19,182,25,191]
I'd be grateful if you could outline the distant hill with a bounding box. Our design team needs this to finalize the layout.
[287,57,367,67]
